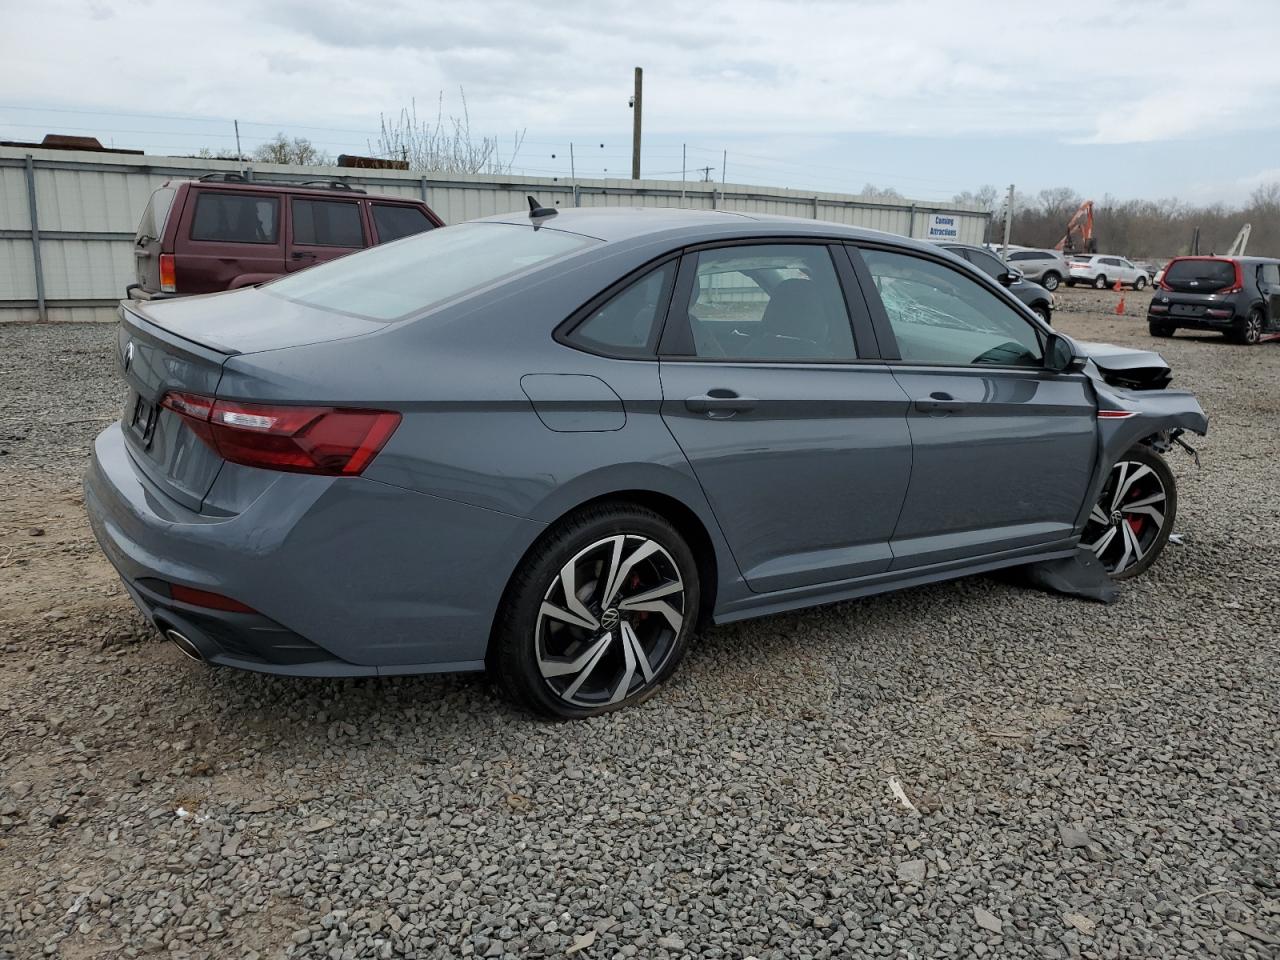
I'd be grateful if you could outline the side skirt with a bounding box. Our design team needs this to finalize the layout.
[712,539,1080,624]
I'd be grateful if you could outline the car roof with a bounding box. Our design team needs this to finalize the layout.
[169,178,425,203]
[477,205,948,254]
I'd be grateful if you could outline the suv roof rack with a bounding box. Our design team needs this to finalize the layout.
[194,173,368,194]
[299,180,367,194]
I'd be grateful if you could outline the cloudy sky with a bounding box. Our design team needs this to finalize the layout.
[4,0,1279,205]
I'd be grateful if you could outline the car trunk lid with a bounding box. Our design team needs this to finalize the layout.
[118,287,393,510]
[117,305,230,510]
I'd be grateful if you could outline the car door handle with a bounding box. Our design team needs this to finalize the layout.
[685,393,758,417]
[291,251,317,260]
[913,394,968,414]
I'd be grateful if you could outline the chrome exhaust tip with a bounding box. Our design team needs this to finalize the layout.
[163,628,205,663]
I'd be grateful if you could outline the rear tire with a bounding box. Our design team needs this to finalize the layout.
[1082,445,1177,580]
[1093,275,1109,290]
[1232,309,1263,345]
[1134,276,1148,290]
[1041,272,1061,291]
[491,503,700,718]
[1148,321,1176,338]
[1032,304,1051,323]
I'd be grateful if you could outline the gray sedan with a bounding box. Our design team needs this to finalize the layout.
[85,206,1207,717]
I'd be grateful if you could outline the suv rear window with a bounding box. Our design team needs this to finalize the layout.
[191,193,279,244]
[373,204,434,243]
[293,199,364,247]
[265,222,598,320]
[1164,258,1237,292]
[136,187,175,243]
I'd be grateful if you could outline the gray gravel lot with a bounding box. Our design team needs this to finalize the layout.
[1,288,1278,960]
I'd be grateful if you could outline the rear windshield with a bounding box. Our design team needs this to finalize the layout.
[264,222,598,320]
[1163,258,1236,292]
[136,187,175,243]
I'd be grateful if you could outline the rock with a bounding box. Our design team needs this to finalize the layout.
[1057,823,1091,849]
[897,860,927,885]
[973,907,1002,935]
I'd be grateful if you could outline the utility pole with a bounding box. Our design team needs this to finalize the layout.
[630,67,643,180]
[681,144,686,205]
[569,142,575,180]
[699,165,714,181]
[1001,183,1015,257]
[722,150,727,187]
[234,120,242,160]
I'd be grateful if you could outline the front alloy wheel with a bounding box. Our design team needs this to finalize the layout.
[493,504,698,717]
[1042,272,1061,291]
[1083,446,1177,579]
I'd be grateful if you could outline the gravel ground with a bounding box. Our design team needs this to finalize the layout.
[1,287,1278,960]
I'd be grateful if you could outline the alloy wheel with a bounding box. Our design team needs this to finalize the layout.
[1083,459,1168,575]
[535,534,685,708]
[1244,312,1263,344]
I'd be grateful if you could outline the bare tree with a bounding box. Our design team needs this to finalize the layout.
[194,146,244,161]
[253,133,330,166]
[859,183,904,201]
[373,89,525,175]
[953,184,999,211]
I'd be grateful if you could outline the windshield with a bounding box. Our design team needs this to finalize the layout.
[265,222,599,320]
[1163,258,1237,292]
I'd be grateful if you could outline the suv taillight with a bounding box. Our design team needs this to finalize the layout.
[159,253,177,293]
[160,393,400,476]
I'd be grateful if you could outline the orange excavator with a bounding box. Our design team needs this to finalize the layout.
[1055,200,1097,254]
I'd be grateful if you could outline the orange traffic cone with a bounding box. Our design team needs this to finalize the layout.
[1115,296,1126,315]
[1113,278,1123,292]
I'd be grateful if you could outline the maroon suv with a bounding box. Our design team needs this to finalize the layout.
[127,174,445,299]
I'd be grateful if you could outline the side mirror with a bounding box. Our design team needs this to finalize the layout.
[1044,332,1082,373]
[998,269,1022,287]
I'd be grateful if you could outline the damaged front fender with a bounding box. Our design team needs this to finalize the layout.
[1072,384,1208,534]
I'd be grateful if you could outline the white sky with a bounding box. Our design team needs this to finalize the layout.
[4,0,1279,202]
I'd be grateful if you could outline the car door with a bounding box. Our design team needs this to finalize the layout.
[1258,262,1280,331]
[657,241,913,593]
[178,189,285,292]
[285,195,367,272]
[851,244,1096,569]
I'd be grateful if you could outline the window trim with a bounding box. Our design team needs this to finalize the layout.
[288,196,367,249]
[847,241,1058,372]
[656,239,879,364]
[554,253,681,359]
[188,191,281,246]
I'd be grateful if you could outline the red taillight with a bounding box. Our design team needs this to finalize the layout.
[1220,259,1244,295]
[159,253,177,293]
[170,583,256,613]
[160,393,400,476]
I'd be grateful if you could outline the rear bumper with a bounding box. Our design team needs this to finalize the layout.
[85,423,545,676]
[1146,307,1240,330]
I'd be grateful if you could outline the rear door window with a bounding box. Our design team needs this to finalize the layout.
[292,199,365,247]
[190,193,279,244]
[965,249,1008,280]
[681,244,858,361]
[372,204,434,244]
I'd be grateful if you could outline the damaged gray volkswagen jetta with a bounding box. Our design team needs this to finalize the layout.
[85,204,1207,718]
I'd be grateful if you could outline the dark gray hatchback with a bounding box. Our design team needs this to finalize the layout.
[1148,256,1280,344]
[86,206,1206,717]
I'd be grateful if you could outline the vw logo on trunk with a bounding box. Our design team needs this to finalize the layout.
[123,341,134,371]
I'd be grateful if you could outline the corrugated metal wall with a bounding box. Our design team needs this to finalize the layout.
[0,147,990,322]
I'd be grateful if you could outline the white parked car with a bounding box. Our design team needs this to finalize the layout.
[1067,255,1150,290]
